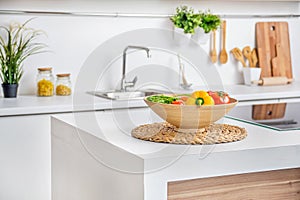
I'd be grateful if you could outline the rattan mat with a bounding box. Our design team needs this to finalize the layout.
[132,122,247,145]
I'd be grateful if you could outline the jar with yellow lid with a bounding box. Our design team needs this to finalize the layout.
[55,73,72,96]
[36,67,54,96]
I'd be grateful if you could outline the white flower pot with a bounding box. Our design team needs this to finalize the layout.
[243,68,262,86]
[191,28,211,44]
[173,27,191,45]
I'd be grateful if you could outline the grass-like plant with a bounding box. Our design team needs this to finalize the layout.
[170,6,201,34]
[0,19,47,84]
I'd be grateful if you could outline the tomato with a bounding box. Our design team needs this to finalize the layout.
[172,100,184,105]
[218,91,230,104]
[223,95,230,104]
[208,91,223,104]
[207,91,230,105]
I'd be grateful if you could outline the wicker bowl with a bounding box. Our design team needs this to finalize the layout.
[144,95,238,129]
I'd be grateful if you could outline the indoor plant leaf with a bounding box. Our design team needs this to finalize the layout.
[170,5,201,34]
[199,10,221,33]
[0,19,47,85]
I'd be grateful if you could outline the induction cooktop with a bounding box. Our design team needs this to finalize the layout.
[227,101,300,131]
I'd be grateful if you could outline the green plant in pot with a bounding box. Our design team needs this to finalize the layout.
[191,10,221,44]
[198,10,221,34]
[0,19,46,98]
[170,6,201,34]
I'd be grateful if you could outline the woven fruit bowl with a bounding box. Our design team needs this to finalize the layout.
[144,92,238,129]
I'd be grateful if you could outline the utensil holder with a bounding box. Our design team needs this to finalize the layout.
[243,68,261,86]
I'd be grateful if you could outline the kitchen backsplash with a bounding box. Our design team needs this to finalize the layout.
[1,0,300,94]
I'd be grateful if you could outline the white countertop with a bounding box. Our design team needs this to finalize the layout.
[1,82,300,116]
[52,107,300,199]
[53,108,300,160]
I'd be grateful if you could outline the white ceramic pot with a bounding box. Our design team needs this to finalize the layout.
[173,27,191,45]
[243,67,262,86]
[191,28,211,44]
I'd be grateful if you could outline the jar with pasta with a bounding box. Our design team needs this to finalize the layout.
[36,67,54,96]
[55,73,72,96]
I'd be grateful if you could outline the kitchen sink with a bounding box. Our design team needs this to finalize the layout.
[89,89,168,100]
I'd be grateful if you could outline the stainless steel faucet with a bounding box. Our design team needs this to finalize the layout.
[121,45,150,91]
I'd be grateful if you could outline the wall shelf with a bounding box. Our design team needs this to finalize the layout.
[0,9,300,19]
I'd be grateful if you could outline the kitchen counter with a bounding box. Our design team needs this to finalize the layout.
[1,82,300,116]
[51,108,300,200]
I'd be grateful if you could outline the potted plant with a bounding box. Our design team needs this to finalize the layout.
[199,10,221,34]
[170,5,201,43]
[192,10,221,44]
[0,19,46,98]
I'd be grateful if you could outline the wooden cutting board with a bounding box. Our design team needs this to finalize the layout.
[254,22,292,120]
[256,21,293,78]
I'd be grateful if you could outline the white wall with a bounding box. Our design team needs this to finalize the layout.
[1,1,299,95]
[0,2,300,200]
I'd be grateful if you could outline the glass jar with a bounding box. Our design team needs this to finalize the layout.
[55,73,72,96]
[36,67,54,96]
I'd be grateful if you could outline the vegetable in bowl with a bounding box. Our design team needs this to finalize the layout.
[144,90,238,129]
[146,90,231,106]
[146,95,179,104]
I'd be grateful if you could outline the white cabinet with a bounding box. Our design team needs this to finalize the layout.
[0,115,51,200]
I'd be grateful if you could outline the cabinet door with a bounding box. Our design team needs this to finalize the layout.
[168,168,300,200]
[0,115,51,200]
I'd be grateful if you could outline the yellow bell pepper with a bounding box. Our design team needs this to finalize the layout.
[186,90,215,105]
[186,97,197,105]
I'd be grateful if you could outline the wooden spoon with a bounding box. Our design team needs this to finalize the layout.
[251,48,258,68]
[231,47,247,67]
[210,30,217,63]
[242,46,253,67]
[219,20,228,64]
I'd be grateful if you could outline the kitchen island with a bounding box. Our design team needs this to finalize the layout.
[51,107,300,200]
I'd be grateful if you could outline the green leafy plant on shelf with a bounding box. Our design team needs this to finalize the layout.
[0,19,46,85]
[170,6,201,34]
[199,10,221,33]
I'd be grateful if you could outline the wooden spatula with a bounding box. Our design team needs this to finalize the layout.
[243,46,253,67]
[251,48,258,68]
[210,30,217,63]
[219,20,228,64]
[231,47,246,67]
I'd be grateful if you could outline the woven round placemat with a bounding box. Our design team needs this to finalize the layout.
[132,122,247,145]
